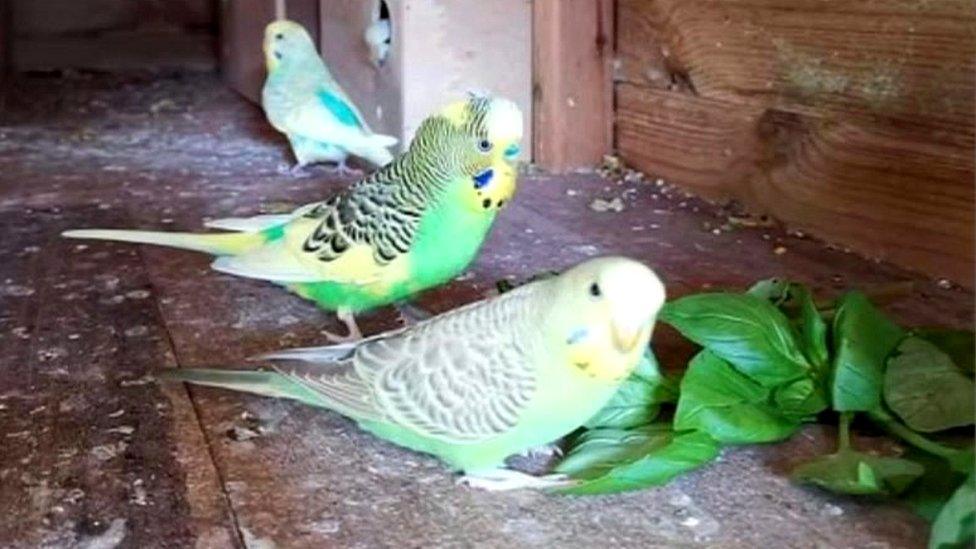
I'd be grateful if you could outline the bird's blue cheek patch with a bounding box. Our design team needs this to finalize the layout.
[504,144,520,159]
[473,168,494,190]
[566,327,589,345]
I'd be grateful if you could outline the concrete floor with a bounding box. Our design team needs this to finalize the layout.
[0,72,969,548]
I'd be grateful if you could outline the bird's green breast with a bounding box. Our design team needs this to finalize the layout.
[286,186,498,313]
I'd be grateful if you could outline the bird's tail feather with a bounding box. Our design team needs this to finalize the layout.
[158,368,329,407]
[255,342,360,364]
[62,229,267,256]
[351,133,397,166]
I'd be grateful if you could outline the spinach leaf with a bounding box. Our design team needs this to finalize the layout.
[585,349,678,430]
[661,293,811,387]
[791,450,924,496]
[556,425,673,480]
[793,284,830,372]
[884,337,975,433]
[929,473,975,549]
[674,351,801,444]
[831,291,905,412]
[900,449,969,522]
[558,430,721,495]
[772,376,828,422]
[748,278,792,304]
[915,329,975,376]
[791,413,923,496]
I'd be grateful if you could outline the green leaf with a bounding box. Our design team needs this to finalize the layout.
[585,349,678,429]
[915,329,975,376]
[929,473,975,549]
[772,376,828,421]
[674,351,801,444]
[794,285,830,371]
[558,430,721,495]
[884,337,975,433]
[791,449,924,496]
[661,293,811,386]
[556,425,673,480]
[747,278,792,304]
[900,449,969,522]
[869,409,975,474]
[831,291,906,412]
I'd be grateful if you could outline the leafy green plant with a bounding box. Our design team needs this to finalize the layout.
[542,275,974,549]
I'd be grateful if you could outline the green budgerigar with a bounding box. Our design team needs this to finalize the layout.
[161,256,667,490]
[263,20,397,170]
[64,94,523,341]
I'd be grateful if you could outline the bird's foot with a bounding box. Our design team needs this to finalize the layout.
[519,443,564,459]
[395,302,433,327]
[329,161,362,178]
[320,309,363,343]
[279,163,312,178]
[457,469,576,492]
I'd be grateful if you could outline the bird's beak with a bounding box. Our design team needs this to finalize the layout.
[611,318,645,354]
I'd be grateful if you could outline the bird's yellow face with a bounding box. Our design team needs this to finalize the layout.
[264,20,317,71]
[549,257,666,383]
[434,95,524,214]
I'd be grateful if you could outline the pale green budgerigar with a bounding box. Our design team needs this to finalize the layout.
[263,20,397,170]
[363,17,391,68]
[160,257,666,490]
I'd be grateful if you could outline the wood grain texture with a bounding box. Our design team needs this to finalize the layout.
[532,0,614,171]
[616,0,975,286]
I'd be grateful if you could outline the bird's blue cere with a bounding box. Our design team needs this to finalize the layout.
[318,90,361,127]
[473,168,494,189]
[504,144,520,159]
[566,327,589,345]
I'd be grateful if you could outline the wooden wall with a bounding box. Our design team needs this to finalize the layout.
[615,0,975,287]
[8,0,216,71]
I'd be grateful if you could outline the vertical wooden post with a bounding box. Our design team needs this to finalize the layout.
[532,0,614,172]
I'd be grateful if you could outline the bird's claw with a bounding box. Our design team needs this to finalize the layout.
[456,469,576,491]
[321,309,363,343]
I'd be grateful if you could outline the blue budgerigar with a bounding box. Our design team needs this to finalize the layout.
[263,20,397,170]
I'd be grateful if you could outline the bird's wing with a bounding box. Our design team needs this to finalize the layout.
[211,183,421,285]
[265,286,541,442]
[284,84,372,145]
[355,287,541,442]
[296,181,424,265]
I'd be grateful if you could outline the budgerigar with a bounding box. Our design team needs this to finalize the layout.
[263,20,396,170]
[363,17,391,68]
[160,256,667,491]
[64,94,523,341]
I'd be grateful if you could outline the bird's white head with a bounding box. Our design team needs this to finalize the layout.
[264,20,317,71]
[547,256,666,382]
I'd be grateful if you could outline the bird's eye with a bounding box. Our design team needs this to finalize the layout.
[589,282,602,298]
[274,51,283,60]
[275,33,284,40]
[477,139,492,152]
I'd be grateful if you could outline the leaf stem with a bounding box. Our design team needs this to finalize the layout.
[869,411,961,460]
[838,412,853,452]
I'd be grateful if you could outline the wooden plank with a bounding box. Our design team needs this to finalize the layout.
[617,83,975,286]
[615,0,976,286]
[0,206,238,547]
[532,0,614,171]
[617,0,975,139]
